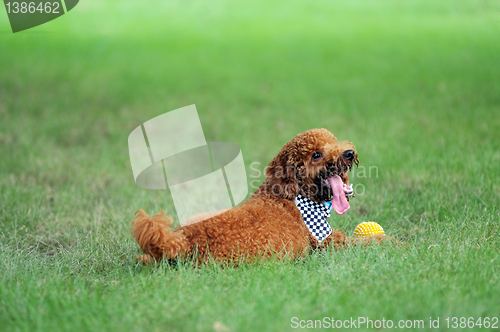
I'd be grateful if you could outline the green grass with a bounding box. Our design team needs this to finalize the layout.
[1,0,500,331]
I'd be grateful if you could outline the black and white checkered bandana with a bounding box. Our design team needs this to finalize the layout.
[294,194,332,242]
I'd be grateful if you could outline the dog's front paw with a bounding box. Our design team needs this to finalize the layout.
[136,254,156,265]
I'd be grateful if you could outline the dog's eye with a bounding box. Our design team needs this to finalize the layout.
[312,152,322,160]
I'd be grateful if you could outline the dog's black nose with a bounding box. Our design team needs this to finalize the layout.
[343,150,355,161]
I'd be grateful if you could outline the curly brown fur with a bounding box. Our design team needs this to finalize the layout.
[131,128,362,264]
[180,210,229,227]
[131,209,188,259]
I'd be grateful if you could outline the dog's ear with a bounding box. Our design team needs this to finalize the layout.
[265,146,301,200]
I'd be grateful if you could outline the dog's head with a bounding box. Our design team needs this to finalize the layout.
[264,128,358,214]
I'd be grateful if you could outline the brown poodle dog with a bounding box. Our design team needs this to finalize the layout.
[132,128,383,264]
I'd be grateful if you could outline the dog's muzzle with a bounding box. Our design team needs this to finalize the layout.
[343,149,355,162]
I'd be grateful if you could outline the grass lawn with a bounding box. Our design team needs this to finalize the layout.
[1,0,500,331]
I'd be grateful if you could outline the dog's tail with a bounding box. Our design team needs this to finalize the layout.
[131,209,187,261]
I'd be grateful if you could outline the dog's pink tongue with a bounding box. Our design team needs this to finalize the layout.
[328,175,350,215]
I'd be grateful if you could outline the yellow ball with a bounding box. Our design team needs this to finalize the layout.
[353,222,384,238]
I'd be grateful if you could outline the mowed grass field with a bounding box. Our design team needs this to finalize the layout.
[1,0,500,331]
